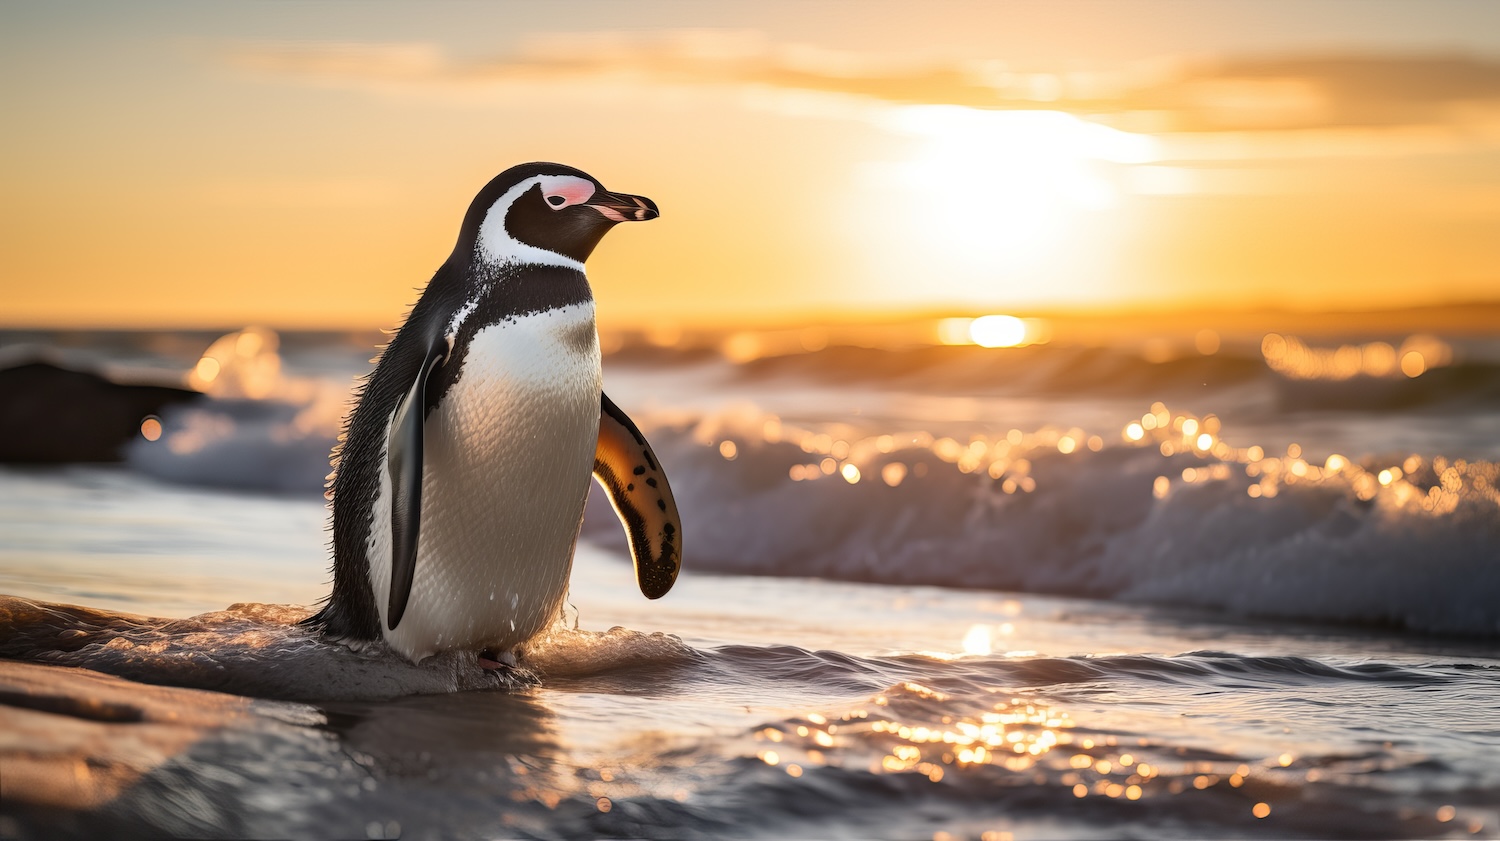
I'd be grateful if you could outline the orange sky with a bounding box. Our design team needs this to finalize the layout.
[3,1,1500,330]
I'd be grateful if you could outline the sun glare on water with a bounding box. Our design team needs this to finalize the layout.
[938,315,1049,348]
[968,315,1028,348]
[962,624,993,656]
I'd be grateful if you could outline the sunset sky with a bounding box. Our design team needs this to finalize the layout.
[4,1,1500,329]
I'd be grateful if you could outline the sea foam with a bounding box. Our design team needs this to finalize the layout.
[0,596,695,702]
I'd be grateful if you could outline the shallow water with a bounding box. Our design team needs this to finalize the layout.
[2,327,1499,839]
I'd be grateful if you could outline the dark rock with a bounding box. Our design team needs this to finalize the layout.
[0,360,202,463]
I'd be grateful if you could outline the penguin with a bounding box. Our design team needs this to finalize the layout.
[303,162,682,665]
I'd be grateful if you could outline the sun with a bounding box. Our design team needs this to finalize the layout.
[868,106,1158,277]
[937,314,1049,348]
[968,314,1028,348]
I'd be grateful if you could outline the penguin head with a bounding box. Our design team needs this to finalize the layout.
[462,163,659,269]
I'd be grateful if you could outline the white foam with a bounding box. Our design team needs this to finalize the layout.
[0,595,696,701]
[522,623,696,679]
[582,407,1500,636]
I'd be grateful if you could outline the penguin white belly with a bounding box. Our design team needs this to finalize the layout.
[367,302,601,662]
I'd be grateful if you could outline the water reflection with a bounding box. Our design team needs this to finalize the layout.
[695,395,1500,519]
[315,687,568,829]
[1262,332,1453,381]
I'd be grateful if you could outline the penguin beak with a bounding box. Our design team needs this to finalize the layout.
[586,191,659,223]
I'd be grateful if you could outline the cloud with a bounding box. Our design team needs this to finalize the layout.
[220,32,1500,135]
[1126,54,1500,132]
[220,42,457,89]
[218,31,1039,108]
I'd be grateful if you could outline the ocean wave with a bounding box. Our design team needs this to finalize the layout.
[124,396,338,492]
[690,643,1475,699]
[726,344,1268,399]
[583,405,1500,636]
[121,389,1500,635]
[616,340,1500,411]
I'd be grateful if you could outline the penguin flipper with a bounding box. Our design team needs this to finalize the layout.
[593,392,682,599]
[386,337,447,630]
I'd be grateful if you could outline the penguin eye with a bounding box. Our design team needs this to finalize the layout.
[535,176,596,211]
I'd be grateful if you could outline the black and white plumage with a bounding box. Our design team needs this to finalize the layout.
[304,162,681,664]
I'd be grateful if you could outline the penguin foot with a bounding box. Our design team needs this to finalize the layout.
[478,648,519,673]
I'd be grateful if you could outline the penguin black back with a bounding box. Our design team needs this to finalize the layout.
[310,268,464,641]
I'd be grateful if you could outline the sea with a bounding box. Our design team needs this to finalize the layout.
[1,317,1498,840]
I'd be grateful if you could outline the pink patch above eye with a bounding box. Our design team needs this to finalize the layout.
[540,177,596,209]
